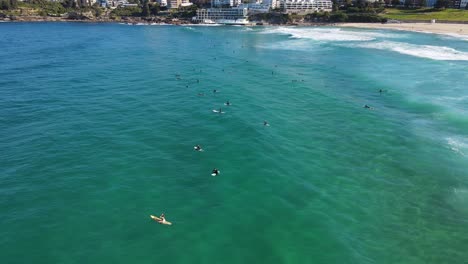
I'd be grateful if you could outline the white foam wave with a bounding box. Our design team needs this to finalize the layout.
[435,32,468,42]
[349,41,468,61]
[437,95,468,102]
[261,27,403,42]
[446,137,468,156]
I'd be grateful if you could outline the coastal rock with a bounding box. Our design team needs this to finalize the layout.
[65,11,95,20]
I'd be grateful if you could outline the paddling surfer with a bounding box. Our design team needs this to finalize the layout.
[155,213,167,224]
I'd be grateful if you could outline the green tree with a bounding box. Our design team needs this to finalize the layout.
[332,0,338,11]
[9,0,17,9]
[404,0,411,7]
[142,0,150,16]
[150,3,160,15]
[330,11,348,21]
[0,0,10,10]
[62,0,74,8]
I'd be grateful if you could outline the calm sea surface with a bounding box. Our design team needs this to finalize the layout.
[1,23,468,263]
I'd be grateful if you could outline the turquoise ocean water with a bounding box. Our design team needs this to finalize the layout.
[1,23,468,263]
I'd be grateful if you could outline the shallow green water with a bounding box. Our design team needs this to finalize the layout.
[1,23,468,263]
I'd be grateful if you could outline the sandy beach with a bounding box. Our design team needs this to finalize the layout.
[338,23,468,37]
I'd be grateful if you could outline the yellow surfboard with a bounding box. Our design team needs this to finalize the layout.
[150,215,172,225]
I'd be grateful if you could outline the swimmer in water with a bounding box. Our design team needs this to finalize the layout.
[225,100,231,106]
[212,168,219,176]
[264,120,269,126]
[219,108,222,113]
[364,104,371,109]
[213,89,218,93]
[195,145,202,151]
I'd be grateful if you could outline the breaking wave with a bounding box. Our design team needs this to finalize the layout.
[261,27,403,42]
[349,41,468,61]
[446,137,468,156]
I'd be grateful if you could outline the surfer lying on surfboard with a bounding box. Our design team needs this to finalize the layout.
[194,145,203,151]
[212,168,220,176]
[150,213,172,225]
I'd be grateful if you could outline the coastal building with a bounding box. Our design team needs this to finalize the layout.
[461,0,468,8]
[101,0,132,8]
[168,0,192,8]
[195,7,248,24]
[168,0,181,8]
[211,0,241,7]
[156,0,168,7]
[279,0,332,13]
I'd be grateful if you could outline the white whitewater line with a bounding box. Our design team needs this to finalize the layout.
[261,26,405,42]
[446,137,467,156]
[347,41,468,61]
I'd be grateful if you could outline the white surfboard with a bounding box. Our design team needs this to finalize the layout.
[212,110,225,114]
[194,146,203,151]
[211,171,220,177]
[150,215,172,225]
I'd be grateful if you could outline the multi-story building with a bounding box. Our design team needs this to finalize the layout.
[168,0,181,8]
[279,0,332,13]
[168,0,192,8]
[211,0,241,7]
[195,7,248,23]
[461,0,468,8]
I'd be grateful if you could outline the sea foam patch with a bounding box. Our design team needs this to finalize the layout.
[446,137,468,156]
[349,41,468,61]
[261,27,390,41]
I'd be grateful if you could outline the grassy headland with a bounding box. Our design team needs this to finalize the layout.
[382,8,468,22]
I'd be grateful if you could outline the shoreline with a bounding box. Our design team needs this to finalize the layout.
[337,22,468,38]
[2,16,468,38]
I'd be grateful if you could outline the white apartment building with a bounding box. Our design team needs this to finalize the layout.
[279,0,332,13]
[168,0,192,8]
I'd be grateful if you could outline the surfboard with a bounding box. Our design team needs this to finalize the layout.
[212,110,225,113]
[211,171,220,176]
[150,215,172,225]
[224,103,231,106]
[194,146,203,151]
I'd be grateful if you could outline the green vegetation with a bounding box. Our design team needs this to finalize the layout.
[248,12,290,24]
[110,6,142,17]
[170,5,197,19]
[382,8,468,21]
